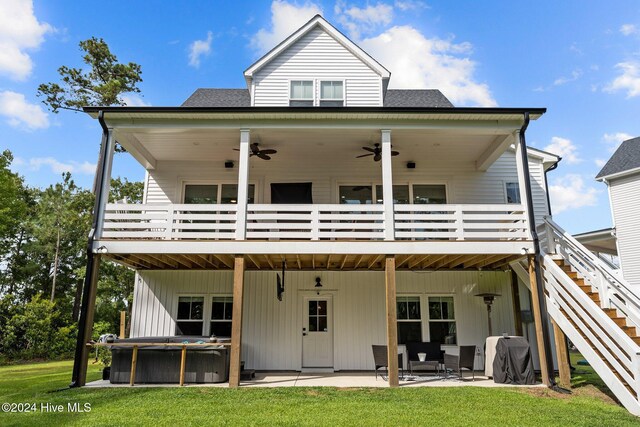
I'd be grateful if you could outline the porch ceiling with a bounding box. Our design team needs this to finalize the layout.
[115,127,512,170]
[106,252,523,272]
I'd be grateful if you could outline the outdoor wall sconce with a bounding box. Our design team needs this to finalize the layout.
[315,277,322,288]
[475,293,501,336]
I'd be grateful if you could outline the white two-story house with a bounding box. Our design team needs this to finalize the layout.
[70,15,640,415]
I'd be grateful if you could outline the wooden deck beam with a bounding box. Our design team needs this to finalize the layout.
[385,255,399,388]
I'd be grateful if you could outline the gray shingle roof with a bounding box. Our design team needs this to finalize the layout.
[383,89,454,108]
[182,88,454,108]
[182,89,250,107]
[596,137,640,179]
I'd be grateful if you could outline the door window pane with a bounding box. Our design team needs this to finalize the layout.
[308,300,328,333]
[339,186,373,204]
[375,185,410,204]
[221,184,255,204]
[413,185,446,204]
[184,185,218,204]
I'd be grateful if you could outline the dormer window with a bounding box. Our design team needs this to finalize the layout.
[290,80,314,106]
[320,81,344,107]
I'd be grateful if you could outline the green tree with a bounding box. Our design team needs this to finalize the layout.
[37,37,143,113]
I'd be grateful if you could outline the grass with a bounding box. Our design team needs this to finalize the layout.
[0,357,637,426]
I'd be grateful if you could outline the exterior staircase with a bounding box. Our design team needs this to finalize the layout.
[514,217,640,415]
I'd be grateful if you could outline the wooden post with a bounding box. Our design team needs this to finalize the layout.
[552,320,571,388]
[130,345,138,386]
[229,256,245,387]
[180,345,187,386]
[528,256,550,386]
[385,255,399,387]
[120,311,126,338]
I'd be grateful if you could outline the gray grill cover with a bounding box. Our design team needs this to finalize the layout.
[492,337,535,384]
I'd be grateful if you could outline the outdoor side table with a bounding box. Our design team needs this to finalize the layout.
[409,360,440,376]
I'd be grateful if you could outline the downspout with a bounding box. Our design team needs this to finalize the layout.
[70,111,110,387]
[517,112,563,391]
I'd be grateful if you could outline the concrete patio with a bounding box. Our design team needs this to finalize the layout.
[86,371,545,388]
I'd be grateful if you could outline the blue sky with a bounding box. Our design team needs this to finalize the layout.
[1,0,639,234]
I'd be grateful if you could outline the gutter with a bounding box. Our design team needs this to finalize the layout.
[517,112,565,392]
[70,111,110,387]
[543,158,561,217]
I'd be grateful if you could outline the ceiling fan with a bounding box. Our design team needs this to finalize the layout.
[234,143,277,160]
[356,143,399,162]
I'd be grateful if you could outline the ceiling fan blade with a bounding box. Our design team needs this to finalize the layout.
[259,149,277,155]
[233,148,240,151]
[258,154,271,160]
[356,153,374,158]
[391,151,400,156]
[374,154,382,162]
[361,146,376,153]
[250,143,260,153]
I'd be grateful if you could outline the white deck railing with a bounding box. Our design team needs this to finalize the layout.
[394,204,528,240]
[102,203,529,242]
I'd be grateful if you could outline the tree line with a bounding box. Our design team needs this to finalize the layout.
[0,150,143,362]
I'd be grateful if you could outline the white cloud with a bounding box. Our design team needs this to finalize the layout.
[359,26,496,106]
[620,24,638,36]
[395,0,428,11]
[594,158,607,168]
[553,69,582,86]
[0,0,52,80]
[29,157,95,175]
[188,31,213,68]
[0,90,49,130]
[549,174,599,214]
[335,1,393,39]
[543,136,581,164]
[605,61,640,98]
[603,132,634,152]
[121,94,151,107]
[250,0,322,54]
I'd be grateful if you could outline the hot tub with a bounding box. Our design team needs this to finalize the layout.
[109,336,230,384]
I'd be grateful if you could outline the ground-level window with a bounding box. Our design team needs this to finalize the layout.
[184,184,255,204]
[428,296,456,344]
[176,296,204,335]
[397,296,422,344]
[505,182,521,204]
[210,296,233,337]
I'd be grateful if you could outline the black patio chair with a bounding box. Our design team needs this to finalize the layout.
[371,345,404,380]
[443,345,477,380]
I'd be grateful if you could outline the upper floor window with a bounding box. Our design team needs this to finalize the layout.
[320,81,344,107]
[184,184,255,204]
[339,184,446,205]
[505,182,521,204]
[290,80,313,106]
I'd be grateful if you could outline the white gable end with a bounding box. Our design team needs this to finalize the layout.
[250,25,384,107]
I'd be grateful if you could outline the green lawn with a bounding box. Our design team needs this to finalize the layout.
[0,357,637,426]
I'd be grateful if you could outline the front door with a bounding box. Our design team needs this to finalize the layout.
[302,296,334,368]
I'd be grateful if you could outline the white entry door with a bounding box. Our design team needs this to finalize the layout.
[302,297,334,368]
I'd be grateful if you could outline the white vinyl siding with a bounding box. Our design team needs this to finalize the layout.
[252,27,382,106]
[609,174,640,287]
[131,270,516,371]
[145,151,550,226]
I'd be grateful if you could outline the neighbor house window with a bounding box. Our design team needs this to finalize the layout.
[428,296,456,345]
[210,297,233,337]
[176,296,204,335]
[290,80,313,106]
[397,296,422,344]
[320,81,344,106]
[505,182,521,204]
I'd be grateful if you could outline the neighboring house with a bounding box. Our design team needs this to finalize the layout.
[594,137,640,288]
[70,16,640,415]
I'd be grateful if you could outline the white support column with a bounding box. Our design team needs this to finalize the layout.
[381,130,395,241]
[513,131,532,239]
[236,129,250,240]
[94,128,115,239]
